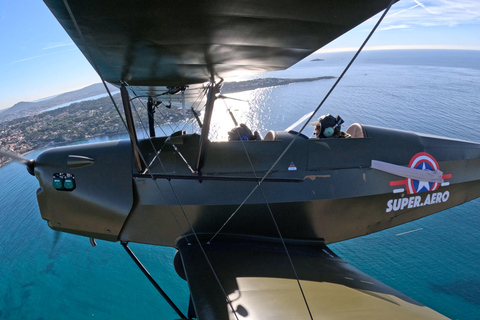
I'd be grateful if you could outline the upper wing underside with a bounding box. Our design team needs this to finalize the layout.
[44,0,396,97]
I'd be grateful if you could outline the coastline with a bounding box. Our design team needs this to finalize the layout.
[0,76,333,168]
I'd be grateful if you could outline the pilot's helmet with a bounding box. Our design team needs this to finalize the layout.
[311,114,344,138]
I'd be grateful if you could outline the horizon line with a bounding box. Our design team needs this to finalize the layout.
[2,46,479,111]
[318,45,480,53]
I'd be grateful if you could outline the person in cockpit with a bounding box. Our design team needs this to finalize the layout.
[311,114,350,139]
[228,123,262,141]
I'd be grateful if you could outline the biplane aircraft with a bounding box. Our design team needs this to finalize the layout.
[3,0,480,319]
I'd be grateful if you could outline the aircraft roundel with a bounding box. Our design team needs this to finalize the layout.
[407,152,440,194]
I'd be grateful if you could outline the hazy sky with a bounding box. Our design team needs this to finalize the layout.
[1,0,479,110]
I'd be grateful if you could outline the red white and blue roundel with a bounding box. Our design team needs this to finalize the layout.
[407,152,440,194]
[390,152,452,195]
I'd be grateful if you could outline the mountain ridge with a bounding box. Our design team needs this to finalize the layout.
[0,83,118,122]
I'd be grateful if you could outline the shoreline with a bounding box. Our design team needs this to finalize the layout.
[0,76,334,168]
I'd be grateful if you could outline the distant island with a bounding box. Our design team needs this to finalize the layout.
[0,76,334,167]
[311,58,324,62]
[222,76,334,93]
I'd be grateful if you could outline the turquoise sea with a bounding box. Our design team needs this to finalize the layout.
[1,49,480,319]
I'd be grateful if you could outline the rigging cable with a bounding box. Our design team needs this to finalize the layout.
[257,0,399,179]
[61,1,203,317]
[212,99,314,319]
[125,89,192,239]
[209,0,398,236]
[167,81,241,320]
[122,81,220,256]
[128,82,208,137]
[63,2,239,318]
[62,1,396,319]
[125,84,176,137]
[128,92,197,174]
[207,2,397,318]
[125,81,241,320]
[126,82,200,173]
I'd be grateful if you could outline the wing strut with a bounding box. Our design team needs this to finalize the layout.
[195,81,221,173]
[120,85,144,172]
[147,97,156,138]
[121,242,188,319]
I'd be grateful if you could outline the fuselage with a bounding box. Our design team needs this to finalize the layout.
[34,124,480,247]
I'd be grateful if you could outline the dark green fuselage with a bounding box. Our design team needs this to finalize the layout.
[35,125,480,247]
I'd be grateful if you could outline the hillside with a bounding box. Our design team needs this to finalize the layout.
[0,76,333,167]
[0,83,118,122]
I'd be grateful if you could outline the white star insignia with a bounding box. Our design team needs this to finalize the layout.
[416,163,432,192]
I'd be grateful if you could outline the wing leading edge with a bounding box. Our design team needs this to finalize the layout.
[177,235,449,320]
[44,0,397,95]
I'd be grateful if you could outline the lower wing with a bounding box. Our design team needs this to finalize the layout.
[177,235,449,320]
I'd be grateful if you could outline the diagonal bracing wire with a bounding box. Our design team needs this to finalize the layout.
[215,98,315,318]
[208,2,398,319]
[210,0,398,241]
[61,3,239,318]
[127,80,241,320]
[62,1,397,319]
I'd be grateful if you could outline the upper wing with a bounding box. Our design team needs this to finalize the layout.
[177,235,450,320]
[44,0,396,95]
